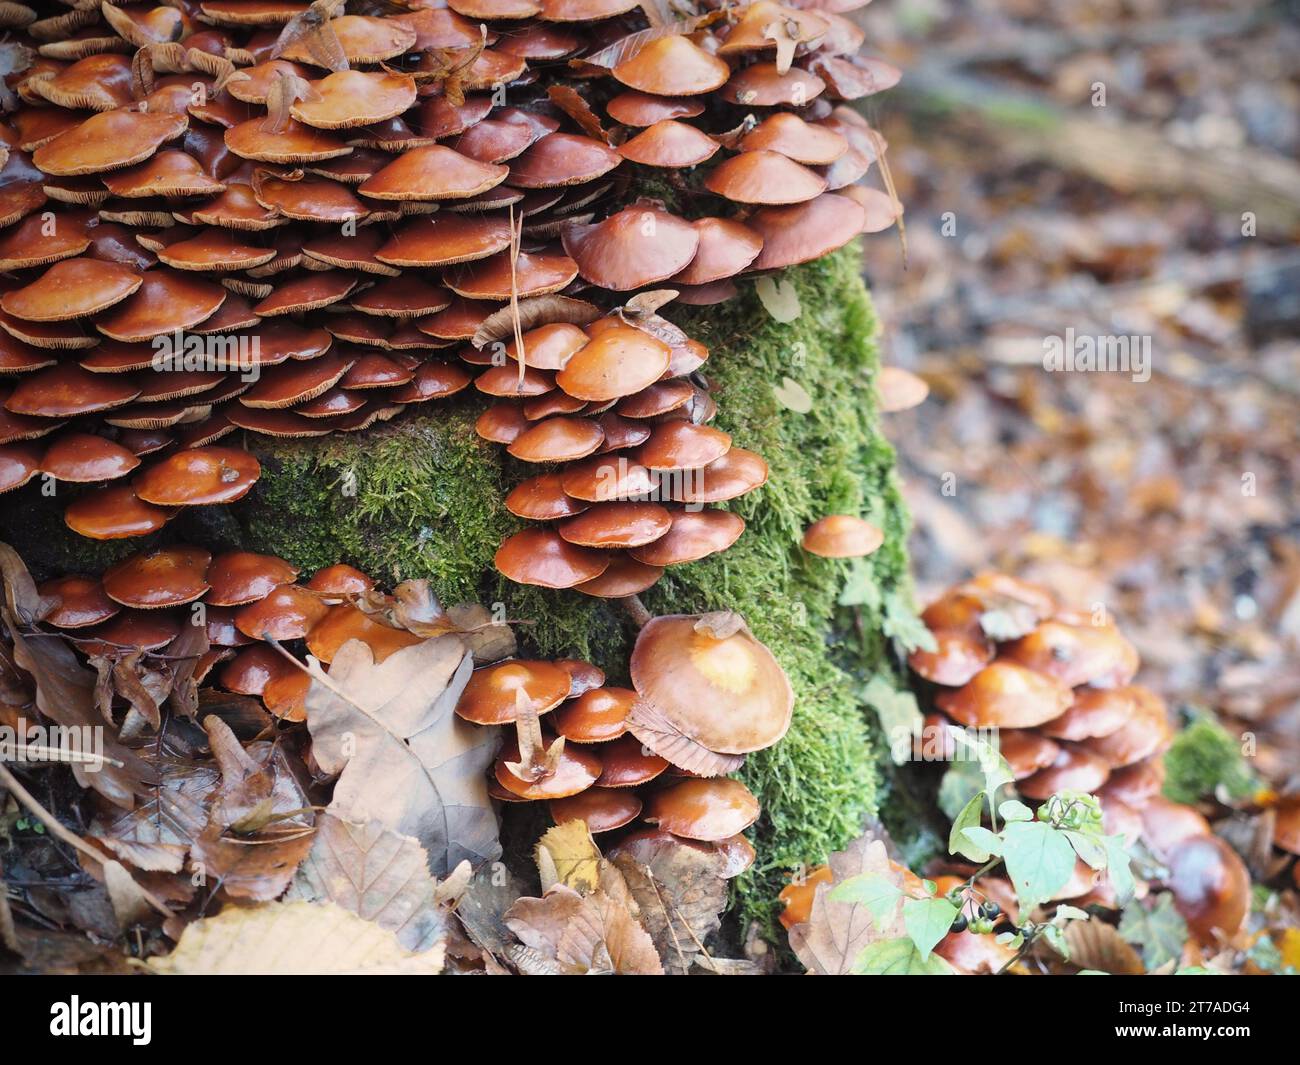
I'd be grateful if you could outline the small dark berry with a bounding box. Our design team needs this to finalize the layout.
[949,915,968,933]
[981,901,1001,919]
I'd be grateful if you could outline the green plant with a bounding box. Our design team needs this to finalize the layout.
[830,727,1136,973]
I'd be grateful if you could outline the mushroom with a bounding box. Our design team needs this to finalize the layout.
[102,546,212,609]
[629,611,793,756]
[1165,834,1250,946]
[642,778,760,841]
[801,514,883,558]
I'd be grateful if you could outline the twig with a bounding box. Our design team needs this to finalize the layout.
[0,761,171,917]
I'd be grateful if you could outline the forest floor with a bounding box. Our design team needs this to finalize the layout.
[860,0,1300,789]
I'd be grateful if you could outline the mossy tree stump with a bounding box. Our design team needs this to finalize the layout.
[0,246,916,930]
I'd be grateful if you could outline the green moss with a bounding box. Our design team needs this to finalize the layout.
[0,246,916,936]
[1162,714,1258,805]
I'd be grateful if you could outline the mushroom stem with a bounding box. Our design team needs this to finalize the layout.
[620,594,653,629]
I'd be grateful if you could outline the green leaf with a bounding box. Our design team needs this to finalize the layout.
[948,727,1014,810]
[862,676,923,766]
[937,760,984,822]
[882,592,937,654]
[1000,821,1076,909]
[948,792,990,862]
[1119,893,1188,970]
[962,826,1002,855]
[999,799,1033,823]
[903,897,959,961]
[1102,835,1136,905]
[838,558,882,610]
[852,937,955,975]
[829,872,904,931]
[1064,829,1107,870]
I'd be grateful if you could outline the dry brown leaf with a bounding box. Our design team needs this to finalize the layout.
[144,900,444,974]
[290,814,453,954]
[304,635,501,877]
[1063,918,1146,974]
[788,834,905,975]
[610,832,729,975]
[89,753,217,873]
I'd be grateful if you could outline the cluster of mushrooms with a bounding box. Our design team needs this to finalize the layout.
[476,305,767,597]
[455,609,792,865]
[913,573,1252,951]
[0,0,897,564]
[31,538,794,864]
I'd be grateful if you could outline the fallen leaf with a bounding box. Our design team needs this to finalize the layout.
[536,820,601,895]
[610,831,729,975]
[1063,917,1145,974]
[304,635,502,876]
[143,900,444,974]
[290,814,453,954]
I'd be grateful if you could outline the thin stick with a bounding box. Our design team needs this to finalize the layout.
[0,761,170,917]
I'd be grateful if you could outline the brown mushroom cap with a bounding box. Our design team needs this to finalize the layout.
[83,609,182,654]
[1017,743,1111,800]
[595,733,669,787]
[445,248,578,301]
[133,446,260,506]
[95,270,227,342]
[549,788,641,833]
[494,736,602,800]
[612,35,730,97]
[718,1,830,56]
[1166,834,1250,946]
[1275,800,1300,856]
[606,91,704,126]
[704,150,827,205]
[638,422,732,472]
[935,661,1073,729]
[562,207,699,291]
[554,658,606,697]
[40,433,140,483]
[292,70,417,130]
[508,132,621,189]
[234,582,329,640]
[556,323,671,401]
[456,658,574,725]
[495,527,609,588]
[801,514,883,558]
[378,213,514,268]
[103,546,212,609]
[39,575,120,628]
[739,112,849,165]
[1002,617,1140,690]
[360,145,508,201]
[101,151,227,199]
[748,192,866,270]
[2,258,141,322]
[34,110,189,176]
[642,778,760,841]
[557,501,672,549]
[1039,686,1135,742]
[725,63,826,107]
[507,416,605,463]
[670,447,768,503]
[306,564,375,598]
[505,472,588,520]
[6,364,140,417]
[552,686,634,743]
[671,218,764,286]
[1078,685,1172,767]
[219,643,297,698]
[619,120,718,168]
[629,507,744,566]
[475,402,530,444]
[1096,755,1166,808]
[573,554,664,597]
[560,454,659,502]
[225,117,351,164]
[63,484,176,540]
[205,551,301,607]
[304,603,422,664]
[907,593,995,686]
[630,612,793,754]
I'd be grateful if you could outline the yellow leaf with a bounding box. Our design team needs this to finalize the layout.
[143,901,444,975]
[536,821,601,895]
